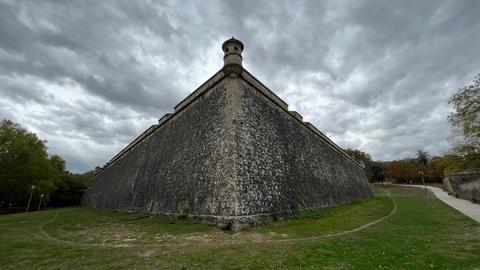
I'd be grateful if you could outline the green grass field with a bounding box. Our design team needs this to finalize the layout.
[1,185,479,269]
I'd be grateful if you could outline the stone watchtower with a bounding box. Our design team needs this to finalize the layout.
[83,38,372,229]
[222,37,244,76]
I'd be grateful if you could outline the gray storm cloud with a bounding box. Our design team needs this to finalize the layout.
[0,0,479,172]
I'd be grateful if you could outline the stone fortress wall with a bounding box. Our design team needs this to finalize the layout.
[83,81,231,216]
[83,38,372,227]
[229,78,372,217]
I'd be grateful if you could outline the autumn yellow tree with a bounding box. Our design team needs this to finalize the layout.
[385,159,419,183]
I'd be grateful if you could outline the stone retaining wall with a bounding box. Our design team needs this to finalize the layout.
[443,171,480,194]
[458,180,480,202]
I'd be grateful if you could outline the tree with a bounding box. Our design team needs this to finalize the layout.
[448,74,480,154]
[0,120,67,207]
[426,156,446,183]
[49,175,86,207]
[416,149,430,167]
[370,161,386,183]
[385,159,419,184]
[72,170,95,188]
[344,148,384,183]
[442,152,480,175]
[424,153,480,182]
[49,171,93,207]
[345,148,372,164]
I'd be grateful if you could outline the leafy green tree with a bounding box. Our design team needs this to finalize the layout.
[0,120,67,207]
[344,148,384,182]
[423,153,480,182]
[442,153,480,175]
[49,175,86,207]
[416,149,430,167]
[345,148,372,164]
[370,162,386,183]
[448,74,480,154]
[71,170,95,187]
[49,171,93,207]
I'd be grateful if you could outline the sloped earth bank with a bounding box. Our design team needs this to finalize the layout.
[1,185,479,269]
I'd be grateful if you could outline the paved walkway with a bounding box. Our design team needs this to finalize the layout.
[399,184,480,223]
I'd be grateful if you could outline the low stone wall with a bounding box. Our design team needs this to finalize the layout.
[458,180,480,202]
[443,171,480,195]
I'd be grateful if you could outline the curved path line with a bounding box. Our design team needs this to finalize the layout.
[242,188,397,245]
[37,188,397,248]
[38,211,136,248]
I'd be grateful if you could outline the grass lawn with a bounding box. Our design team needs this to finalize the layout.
[0,185,479,269]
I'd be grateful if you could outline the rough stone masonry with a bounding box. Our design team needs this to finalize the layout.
[82,38,373,229]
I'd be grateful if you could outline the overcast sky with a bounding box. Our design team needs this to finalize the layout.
[1,0,479,172]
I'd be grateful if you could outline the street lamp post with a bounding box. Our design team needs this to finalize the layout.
[25,185,35,216]
[419,171,432,208]
[419,170,426,187]
[37,194,44,212]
